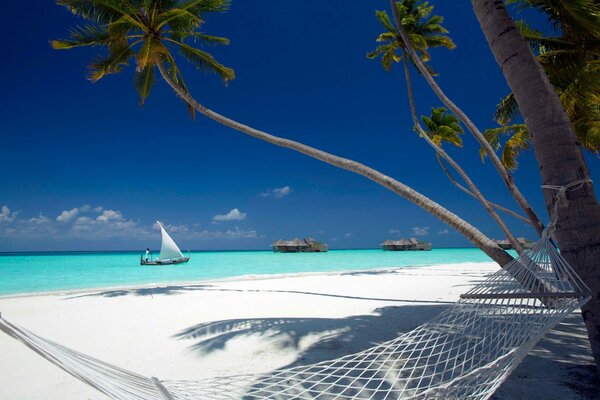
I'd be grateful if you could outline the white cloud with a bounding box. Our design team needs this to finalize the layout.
[412,226,430,236]
[56,208,80,223]
[0,206,18,223]
[28,214,50,224]
[261,186,292,199]
[97,210,124,222]
[80,205,92,212]
[74,216,93,225]
[389,229,401,235]
[438,229,449,235]
[93,206,104,213]
[344,232,352,238]
[213,208,247,222]
[0,205,264,244]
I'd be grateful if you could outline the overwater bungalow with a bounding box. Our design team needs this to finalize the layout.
[272,237,329,253]
[381,238,432,251]
[493,237,535,250]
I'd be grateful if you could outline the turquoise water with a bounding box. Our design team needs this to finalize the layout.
[0,249,499,296]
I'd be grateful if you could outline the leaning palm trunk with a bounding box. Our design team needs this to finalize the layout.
[434,154,532,225]
[156,63,571,298]
[389,0,545,237]
[155,62,511,265]
[401,55,524,254]
[472,0,600,373]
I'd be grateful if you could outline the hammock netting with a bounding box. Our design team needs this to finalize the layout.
[0,235,591,400]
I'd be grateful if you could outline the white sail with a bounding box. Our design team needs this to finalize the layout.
[157,221,184,261]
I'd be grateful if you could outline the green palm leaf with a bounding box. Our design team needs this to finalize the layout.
[166,38,234,82]
[420,107,464,147]
[51,25,110,49]
[133,66,156,106]
[491,0,600,165]
[482,124,530,171]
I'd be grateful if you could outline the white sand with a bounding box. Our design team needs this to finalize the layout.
[0,262,597,399]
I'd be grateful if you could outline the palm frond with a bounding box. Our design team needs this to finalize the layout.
[508,0,600,38]
[133,65,156,106]
[136,38,168,71]
[179,0,230,14]
[88,41,135,81]
[51,24,110,49]
[166,38,234,82]
[57,0,139,23]
[420,107,463,147]
[481,124,530,171]
[494,93,520,125]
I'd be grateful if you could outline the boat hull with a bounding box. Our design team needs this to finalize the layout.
[140,257,190,266]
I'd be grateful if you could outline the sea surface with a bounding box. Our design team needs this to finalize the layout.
[0,248,502,296]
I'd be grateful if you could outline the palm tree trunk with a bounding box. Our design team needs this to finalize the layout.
[434,154,532,225]
[389,0,545,237]
[401,55,524,254]
[472,0,600,373]
[155,62,512,266]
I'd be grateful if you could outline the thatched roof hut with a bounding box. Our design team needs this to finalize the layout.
[381,238,432,251]
[272,237,328,253]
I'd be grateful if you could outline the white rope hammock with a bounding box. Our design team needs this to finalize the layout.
[0,182,593,400]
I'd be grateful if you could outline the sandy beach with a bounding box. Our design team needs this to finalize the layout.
[0,262,597,399]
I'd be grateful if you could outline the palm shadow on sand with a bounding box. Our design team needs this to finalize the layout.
[173,304,446,367]
[174,306,599,398]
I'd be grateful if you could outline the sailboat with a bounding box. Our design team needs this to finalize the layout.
[140,221,190,265]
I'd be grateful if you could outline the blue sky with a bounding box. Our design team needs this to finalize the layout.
[1,1,598,251]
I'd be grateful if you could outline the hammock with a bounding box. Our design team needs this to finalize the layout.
[0,183,592,400]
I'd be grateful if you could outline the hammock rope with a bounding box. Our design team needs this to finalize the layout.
[0,180,593,400]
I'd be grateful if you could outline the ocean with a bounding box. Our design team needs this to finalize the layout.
[0,248,502,296]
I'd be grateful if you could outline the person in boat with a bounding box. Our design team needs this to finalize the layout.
[145,248,150,263]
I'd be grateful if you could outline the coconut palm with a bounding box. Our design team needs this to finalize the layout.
[484,0,600,169]
[472,0,600,373]
[52,0,515,265]
[369,1,528,250]
[387,0,545,235]
[52,0,235,115]
[367,0,455,73]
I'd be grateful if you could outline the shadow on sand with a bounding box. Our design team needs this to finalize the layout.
[174,304,446,366]
[66,284,454,305]
[173,307,599,398]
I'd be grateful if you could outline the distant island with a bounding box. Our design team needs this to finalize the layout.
[381,238,432,251]
[272,238,329,253]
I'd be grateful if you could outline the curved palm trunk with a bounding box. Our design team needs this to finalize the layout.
[472,0,600,372]
[388,0,545,236]
[402,55,524,254]
[434,154,532,225]
[155,62,512,266]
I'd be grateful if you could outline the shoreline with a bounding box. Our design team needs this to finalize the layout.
[0,261,494,300]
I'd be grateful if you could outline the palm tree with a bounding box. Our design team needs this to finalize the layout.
[369,1,527,252]
[51,0,514,265]
[387,0,545,236]
[367,0,455,72]
[484,0,600,170]
[472,0,600,373]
